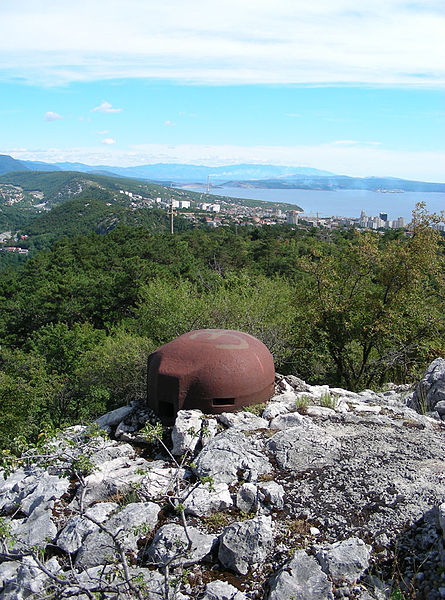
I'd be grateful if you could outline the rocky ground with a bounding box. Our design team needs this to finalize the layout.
[1,359,445,599]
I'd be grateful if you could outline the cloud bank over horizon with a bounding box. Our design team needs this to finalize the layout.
[0,0,444,87]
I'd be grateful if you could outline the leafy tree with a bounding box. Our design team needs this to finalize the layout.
[299,204,445,389]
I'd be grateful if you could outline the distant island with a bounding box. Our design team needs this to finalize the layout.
[0,154,443,193]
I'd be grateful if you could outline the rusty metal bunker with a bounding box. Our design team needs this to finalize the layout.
[147,329,275,421]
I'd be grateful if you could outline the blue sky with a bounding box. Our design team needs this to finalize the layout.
[0,0,444,181]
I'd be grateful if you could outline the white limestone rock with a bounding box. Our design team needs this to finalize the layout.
[218,515,273,575]
[72,455,152,507]
[172,409,203,455]
[89,441,135,465]
[219,411,268,431]
[305,406,336,418]
[9,505,57,550]
[194,429,272,485]
[75,502,160,568]
[140,466,187,500]
[146,523,217,567]
[268,392,300,410]
[0,561,20,589]
[236,483,258,513]
[267,424,340,472]
[316,537,371,583]
[270,412,307,430]
[262,402,290,420]
[20,471,70,516]
[1,556,61,599]
[266,550,333,600]
[183,481,233,517]
[257,481,285,512]
[201,417,219,446]
[202,580,247,600]
[56,502,118,554]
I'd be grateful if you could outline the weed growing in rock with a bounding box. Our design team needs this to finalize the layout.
[295,394,311,411]
[320,391,336,409]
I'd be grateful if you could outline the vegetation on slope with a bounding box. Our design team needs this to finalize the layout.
[0,204,443,449]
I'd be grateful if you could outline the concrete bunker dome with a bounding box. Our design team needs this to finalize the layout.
[147,329,275,421]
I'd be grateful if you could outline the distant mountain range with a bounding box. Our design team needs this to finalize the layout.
[0,154,444,192]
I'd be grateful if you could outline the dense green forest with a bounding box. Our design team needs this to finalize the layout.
[0,203,443,450]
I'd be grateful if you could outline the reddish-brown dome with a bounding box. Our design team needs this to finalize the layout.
[147,329,275,421]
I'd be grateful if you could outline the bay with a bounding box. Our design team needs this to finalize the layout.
[193,186,445,222]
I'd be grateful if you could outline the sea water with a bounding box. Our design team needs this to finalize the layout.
[194,187,445,222]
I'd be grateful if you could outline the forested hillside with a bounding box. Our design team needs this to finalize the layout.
[0,204,443,450]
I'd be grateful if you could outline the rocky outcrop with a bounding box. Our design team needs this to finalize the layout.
[1,360,445,599]
[408,357,445,413]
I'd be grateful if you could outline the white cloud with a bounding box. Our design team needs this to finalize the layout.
[96,129,109,135]
[164,120,176,126]
[44,111,64,121]
[91,101,122,114]
[4,142,445,182]
[101,138,116,145]
[0,1,443,86]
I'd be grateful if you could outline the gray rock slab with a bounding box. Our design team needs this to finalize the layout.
[305,406,336,418]
[267,424,340,472]
[268,392,300,409]
[183,481,233,517]
[146,523,216,567]
[1,556,60,599]
[258,481,285,511]
[409,357,445,412]
[270,412,307,430]
[194,429,272,484]
[9,505,57,550]
[75,502,160,568]
[95,405,134,430]
[0,561,20,589]
[218,515,273,575]
[316,537,371,583]
[266,550,333,600]
[219,411,268,431]
[439,503,445,540]
[202,580,247,600]
[172,409,203,455]
[140,466,187,500]
[89,441,135,465]
[262,402,290,420]
[20,472,70,516]
[236,483,258,513]
[72,455,152,507]
[283,375,311,392]
[201,417,218,446]
[0,468,46,515]
[56,502,119,553]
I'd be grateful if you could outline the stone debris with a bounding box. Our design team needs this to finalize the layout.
[202,580,247,600]
[75,501,160,568]
[193,428,272,484]
[183,481,233,516]
[146,523,217,567]
[171,409,203,455]
[316,536,371,583]
[95,404,134,431]
[56,502,119,554]
[2,359,445,599]
[266,550,333,600]
[266,424,341,471]
[218,516,273,575]
[219,411,269,431]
